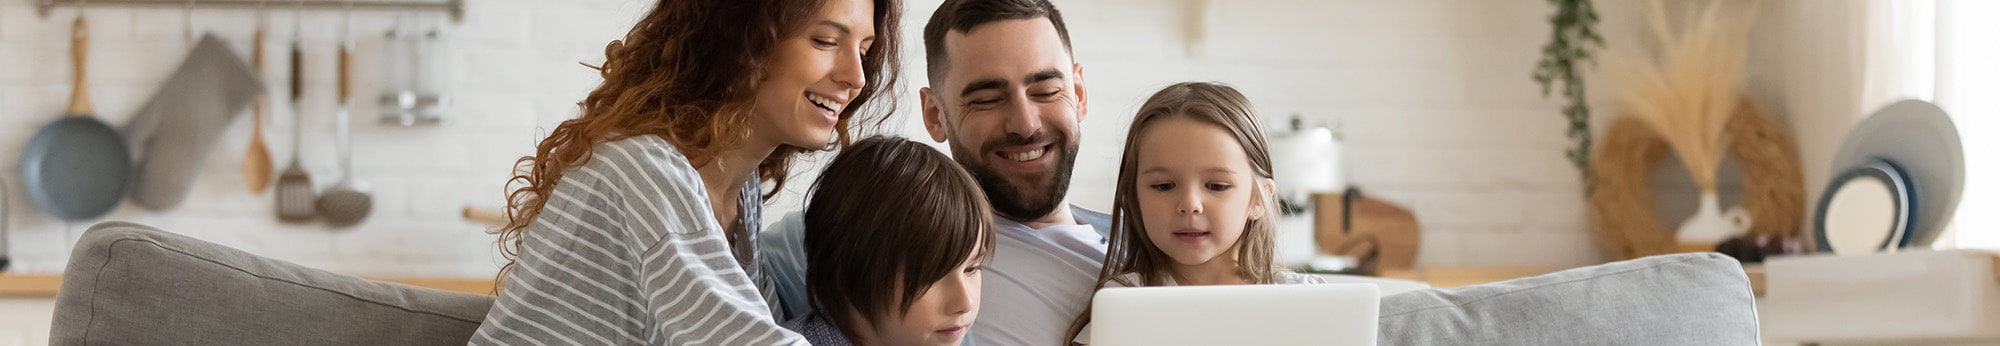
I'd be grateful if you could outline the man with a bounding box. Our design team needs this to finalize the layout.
[762,0,1109,344]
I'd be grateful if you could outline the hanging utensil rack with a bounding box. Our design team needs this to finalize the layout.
[38,0,463,21]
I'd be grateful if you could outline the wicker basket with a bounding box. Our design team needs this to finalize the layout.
[1589,100,1805,260]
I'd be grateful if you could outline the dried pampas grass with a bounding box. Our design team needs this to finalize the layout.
[1600,0,1761,193]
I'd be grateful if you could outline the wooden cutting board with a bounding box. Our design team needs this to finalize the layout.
[1313,192,1421,272]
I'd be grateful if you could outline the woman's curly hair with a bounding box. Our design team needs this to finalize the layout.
[491,0,903,286]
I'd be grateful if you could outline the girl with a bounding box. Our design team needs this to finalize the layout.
[1064,82,1323,344]
[784,136,994,346]
[473,0,903,344]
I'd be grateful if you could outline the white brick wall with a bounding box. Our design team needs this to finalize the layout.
[0,0,1608,278]
[1037,0,1602,268]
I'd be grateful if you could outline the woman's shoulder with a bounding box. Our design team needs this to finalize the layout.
[539,135,714,232]
[586,135,696,175]
[557,135,703,194]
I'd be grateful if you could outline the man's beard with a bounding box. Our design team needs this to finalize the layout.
[951,130,1080,222]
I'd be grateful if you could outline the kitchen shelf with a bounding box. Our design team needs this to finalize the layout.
[38,0,463,21]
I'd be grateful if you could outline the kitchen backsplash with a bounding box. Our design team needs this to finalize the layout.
[0,0,1602,278]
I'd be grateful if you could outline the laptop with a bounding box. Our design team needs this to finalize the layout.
[1088,283,1380,346]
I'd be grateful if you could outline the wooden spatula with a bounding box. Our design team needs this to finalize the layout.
[243,14,272,193]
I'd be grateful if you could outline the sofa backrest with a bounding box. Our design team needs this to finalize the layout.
[1378,253,1760,345]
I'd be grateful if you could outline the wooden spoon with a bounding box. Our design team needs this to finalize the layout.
[242,14,272,193]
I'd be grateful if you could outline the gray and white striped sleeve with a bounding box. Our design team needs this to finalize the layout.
[472,136,804,346]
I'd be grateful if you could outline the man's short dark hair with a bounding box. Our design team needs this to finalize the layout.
[922,0,1074,86]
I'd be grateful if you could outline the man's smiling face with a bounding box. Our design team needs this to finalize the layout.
[922,17,1089,223]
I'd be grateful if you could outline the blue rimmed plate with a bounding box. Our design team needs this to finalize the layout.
[1818,100,1963,252]
[1814,158,1915,254]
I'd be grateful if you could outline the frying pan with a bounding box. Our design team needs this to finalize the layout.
[20,17,132,221]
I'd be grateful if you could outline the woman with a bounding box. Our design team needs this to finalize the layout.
[471,0,901,344]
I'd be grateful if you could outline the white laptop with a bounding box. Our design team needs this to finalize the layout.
[1088,283,1379,346]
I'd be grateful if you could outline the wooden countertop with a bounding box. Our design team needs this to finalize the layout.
[0,273,495,298]
[0,274,65,298]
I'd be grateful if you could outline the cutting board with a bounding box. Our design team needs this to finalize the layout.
[1313,192,1421,272]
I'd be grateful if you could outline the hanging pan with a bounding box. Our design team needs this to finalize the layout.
[20,16,133,221]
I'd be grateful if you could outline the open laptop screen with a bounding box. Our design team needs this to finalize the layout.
[1088,283,1380,346]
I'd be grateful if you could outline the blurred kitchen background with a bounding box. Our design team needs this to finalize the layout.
[0,1,1994,343]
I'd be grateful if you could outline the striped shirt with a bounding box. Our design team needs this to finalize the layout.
[470,135,803,346]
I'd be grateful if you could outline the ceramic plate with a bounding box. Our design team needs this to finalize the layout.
[1824,100,1963,249]
[1814,159,1913,254]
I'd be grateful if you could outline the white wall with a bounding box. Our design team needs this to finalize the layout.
[1937,0,2000,249]
[1042,0,1599,267]
[1737,0,1873,238]
[0,0,652,277]
[0,298,53,345]
[0,0,1606,279]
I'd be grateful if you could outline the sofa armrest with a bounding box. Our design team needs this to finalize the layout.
[52,221,494,345]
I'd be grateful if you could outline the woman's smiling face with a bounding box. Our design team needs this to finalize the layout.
[749,0,877,150]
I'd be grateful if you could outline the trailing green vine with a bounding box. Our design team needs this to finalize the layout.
[1532,0,1604,187]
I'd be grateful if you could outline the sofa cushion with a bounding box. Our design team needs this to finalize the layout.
[51,221,494,345]
[1379,253,1759,345]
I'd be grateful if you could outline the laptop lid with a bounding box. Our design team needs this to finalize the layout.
[1088,283,1379,346]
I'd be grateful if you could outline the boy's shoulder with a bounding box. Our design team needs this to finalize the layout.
[781,313,853,346]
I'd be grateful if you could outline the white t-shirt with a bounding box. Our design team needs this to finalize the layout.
[971,211,1113,345]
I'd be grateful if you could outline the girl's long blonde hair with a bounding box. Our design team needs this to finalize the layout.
[1063,81,1283,344]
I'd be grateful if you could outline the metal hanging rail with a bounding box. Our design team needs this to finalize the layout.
[37,0,463,21]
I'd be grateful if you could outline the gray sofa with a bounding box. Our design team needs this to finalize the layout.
[50,221,1757,345]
